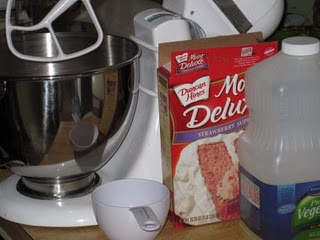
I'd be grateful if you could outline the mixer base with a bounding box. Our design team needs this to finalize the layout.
[0,174,98,227]
[16,173,101,200]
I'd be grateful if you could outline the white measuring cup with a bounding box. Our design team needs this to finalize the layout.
[5,0,103,62]
[91,179,170,240]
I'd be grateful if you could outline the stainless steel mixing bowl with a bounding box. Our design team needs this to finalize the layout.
[0,33,140,199]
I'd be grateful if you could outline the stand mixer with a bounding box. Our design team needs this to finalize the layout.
[0,0,284,227]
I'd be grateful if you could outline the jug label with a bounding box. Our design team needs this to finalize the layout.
[240,166,320,240]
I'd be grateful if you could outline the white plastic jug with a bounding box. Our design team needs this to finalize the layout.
[238,36,320,240]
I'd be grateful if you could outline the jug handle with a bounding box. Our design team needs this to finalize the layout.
[5,0,104,62]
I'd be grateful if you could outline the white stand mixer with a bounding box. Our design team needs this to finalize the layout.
[0,0,284,227]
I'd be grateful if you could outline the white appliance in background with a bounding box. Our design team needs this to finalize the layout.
[162,0,285,39]
[131,0,284,48]
[130,0,284,79]
[0,0,284,227]
[130,0,285,112]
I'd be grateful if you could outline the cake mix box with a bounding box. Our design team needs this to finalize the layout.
[157,34,278,227]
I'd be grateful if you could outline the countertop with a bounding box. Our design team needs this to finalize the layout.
[0,169,260,240]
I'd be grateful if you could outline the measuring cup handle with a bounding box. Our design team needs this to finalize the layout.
[129,206,162,232]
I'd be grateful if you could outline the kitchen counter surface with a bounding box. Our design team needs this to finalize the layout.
[0,169,260,240]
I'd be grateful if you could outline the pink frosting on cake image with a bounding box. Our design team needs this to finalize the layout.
[174,131,242,225]
[198,141,239,221]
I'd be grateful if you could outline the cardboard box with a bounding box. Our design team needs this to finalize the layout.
[157,33,278,227]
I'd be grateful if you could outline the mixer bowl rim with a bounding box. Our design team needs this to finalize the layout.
[0,32,142,81]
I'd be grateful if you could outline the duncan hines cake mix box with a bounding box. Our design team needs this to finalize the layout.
[157,34,278,227]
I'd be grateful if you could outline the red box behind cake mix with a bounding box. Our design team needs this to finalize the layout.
[157,38,278,227]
